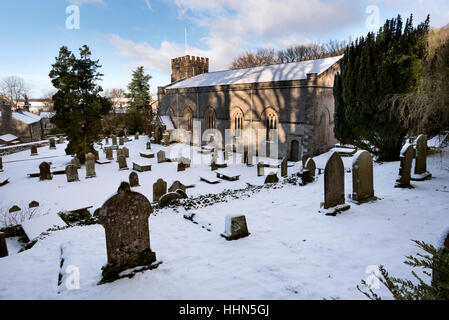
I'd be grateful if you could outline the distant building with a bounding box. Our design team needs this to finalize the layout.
[0,103,43,142]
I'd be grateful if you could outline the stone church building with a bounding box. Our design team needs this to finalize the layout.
[157,54,342,160]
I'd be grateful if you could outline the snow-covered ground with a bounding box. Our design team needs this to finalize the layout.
[0,137,448,299]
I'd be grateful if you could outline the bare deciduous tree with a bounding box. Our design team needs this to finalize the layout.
[0,76,30,109]
[105,88,127,112]
[230,48,278,70]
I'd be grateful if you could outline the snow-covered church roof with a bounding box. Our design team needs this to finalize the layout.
[166,55,343,89]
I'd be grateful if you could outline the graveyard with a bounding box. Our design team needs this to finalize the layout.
[0,135,448,299]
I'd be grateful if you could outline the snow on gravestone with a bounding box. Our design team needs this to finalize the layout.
[221,215,250,240]
[412,134,432,180]
[98,183,157,282]
[351,150,376,203]
[323,152,346,209]
[39,162,52,181]
[21,213,67,240]
[257,162,264,176]
[168,180,186,193]
[153,178,167,202]
[395,144,414,188]
[305,158,316,177]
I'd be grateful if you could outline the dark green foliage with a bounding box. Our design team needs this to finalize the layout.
[334,15,430,161]
[49,45,112,163]
[358,240,449,300]
[126,66,152,134]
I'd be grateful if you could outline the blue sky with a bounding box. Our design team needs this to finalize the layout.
[0,0,448,98]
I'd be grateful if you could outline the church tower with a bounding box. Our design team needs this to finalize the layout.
[171,55,209,83]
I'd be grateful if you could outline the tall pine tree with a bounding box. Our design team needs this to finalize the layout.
[334,14,430,161]
[126,66,152,134]
[49,45,111,162]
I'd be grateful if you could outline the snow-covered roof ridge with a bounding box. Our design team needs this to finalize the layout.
[166,55,344,89]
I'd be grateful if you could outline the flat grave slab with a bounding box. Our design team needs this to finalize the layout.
[140,153,155,159]
[21,213,67,241]
[133,162,152,172]
[215,169,240,181]
[200,173,221,184]
[95,160,111,165]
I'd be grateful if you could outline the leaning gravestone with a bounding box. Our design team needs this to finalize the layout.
[66,164,79,182]
[85,153,96,178]
[30,145,38,156]
[105,147,113,160]
[177,162,187,172]
[395,144,414,188]
[168,180,186,193]
[9,205,20,213]
[146,142,151,150]
[98,182,158,283]
[122,147,129,158]
[305,158,316,176]
[0,232,8,258]
[322,152,349,213]
[49,138,56,149]
[412,134,431,180]
[118,155,128,170]
[158,192,183,207]
[281,157,288,177]
[157,150,166,163]
[28,201,39,208]
[257,162,264,176]
[221,215,250,240]
[351,150,376,203]
[153,178,167,202]
[39,162,52,181]
[129,172,140,187]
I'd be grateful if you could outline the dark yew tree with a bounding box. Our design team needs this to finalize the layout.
[49,45,111,162]
[126,66,152,134]
[334,14,430,161]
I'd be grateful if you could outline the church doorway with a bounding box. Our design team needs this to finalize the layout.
[290,140,300,161]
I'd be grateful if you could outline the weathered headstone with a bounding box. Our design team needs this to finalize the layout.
[351,150,376,203]
[412,134,432,180]
[9,205,20,213]
[28,201,39,208]
[66,164,79,182]
[323,152,347,210]
[159,192,183,207]
[105,147,113,160]
[153,178,167,202]
[119,137,124,146]
[118,154,128,170]
[39,162,52,181]
[30,145,38,156]
[146,142,151,150]
[135,132,140,140]
[264,172,279,184]
[221,215,250,240]
[211,161,218,171]
[58,136,64,144]
[257,162,264,176]
[116,148,124,162]
[133,162,152,172]
[163,133,170,146]
[98,182,157,283]
[395,144,414,188]
[305,158,316,176]
[168,180,186,193]
[122,147,129,158]
[129,172,140,187]
[71,157,81,169]
[281,157,288,177]
[177,162,187,172]
[49,138,56,149]
[85,153,96,178]
[157,150,166,163]
[242,150,248,164]
[0,232,8,258]
[111,135,117,145]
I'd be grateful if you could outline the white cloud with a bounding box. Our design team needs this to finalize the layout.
[145,0,154,11]
[66,0,106,6]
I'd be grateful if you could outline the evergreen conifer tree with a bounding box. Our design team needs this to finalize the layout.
[126,66,152,134]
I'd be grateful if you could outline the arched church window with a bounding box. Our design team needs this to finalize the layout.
[265,110,278,141]
[205,108,216,130]
[232,109,244,137]
[183,108,193,132]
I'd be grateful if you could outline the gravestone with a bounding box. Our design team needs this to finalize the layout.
[119,137,124,146]
[302,155,308,167]
[242,150,248,164]
[122,147,129,158]
[163,133,170,146]
[30,145,38,156]
[157,150,166,163]
[9,205,20,213]
[135,132,140,140]
[85,153,96,178]
[153,178,167,202]
[351,150,375,203]
[116,149,124,162]
[178,157,191,168]
[305,158,316,176]
[105,147,113,160]
[133,162,151,172]
[281,157,288,177]
[98,182,157,283]
[395,144,414,188]
[105,137,109,145]
[264,172,279,184]
[177,162,187,172]
[412,134,432,180]
[49,138,56,149]
[159,192,183,207]
[146,142,151,150]
[129,172,140,187]
[323,152,346,209]
[247,154,254,166]
[118,155,128,170]
[257,162,264,176]
[71,157,81,169]
[28,201,39,208]
[66,164,79,182]
[39,162,52,181]
[58,136,64,144]
[211,161,218,171]
[0,157,2,172]
[221,215,250,240]
[0,232,8,258]
[111,135,117,145]
[168,180,186,193]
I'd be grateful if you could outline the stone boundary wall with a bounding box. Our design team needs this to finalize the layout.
[0,141,49,156]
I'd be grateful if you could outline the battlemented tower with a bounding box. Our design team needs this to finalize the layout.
[171,55,209,83]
